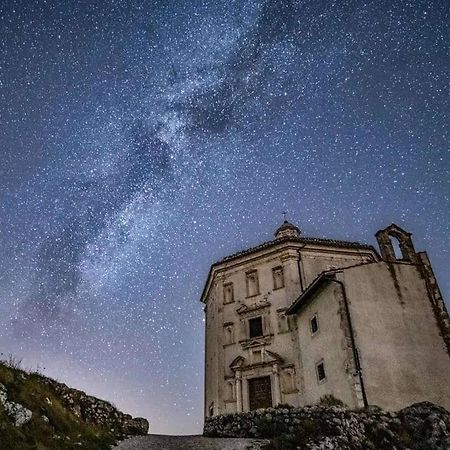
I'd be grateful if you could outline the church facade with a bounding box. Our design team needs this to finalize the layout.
[201,221,450,418]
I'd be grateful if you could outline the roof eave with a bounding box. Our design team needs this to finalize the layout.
[216,236,377,267]
[286,274,332,315]
[200,236,379,304]
[200,238,302,303]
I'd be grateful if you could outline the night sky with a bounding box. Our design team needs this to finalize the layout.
[0,0,449,434]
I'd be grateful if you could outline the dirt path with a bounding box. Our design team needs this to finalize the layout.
[114,435,269,450]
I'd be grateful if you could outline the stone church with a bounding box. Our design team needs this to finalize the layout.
[200,221,450,418]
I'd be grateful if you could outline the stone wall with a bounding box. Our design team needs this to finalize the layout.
[203,403,450,449]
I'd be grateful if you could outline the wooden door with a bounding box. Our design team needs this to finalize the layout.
[248,376,272,410]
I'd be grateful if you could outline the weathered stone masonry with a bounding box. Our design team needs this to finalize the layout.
[201,221,450,418]
[203,403,450,450]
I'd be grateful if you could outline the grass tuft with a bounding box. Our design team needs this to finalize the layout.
[0,362,117,450]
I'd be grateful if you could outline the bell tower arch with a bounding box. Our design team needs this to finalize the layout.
[375,224,418,263]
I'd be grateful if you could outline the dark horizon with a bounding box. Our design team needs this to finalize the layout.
[0,0,449,434]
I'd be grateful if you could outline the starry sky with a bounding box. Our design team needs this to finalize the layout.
[0,0,449,435]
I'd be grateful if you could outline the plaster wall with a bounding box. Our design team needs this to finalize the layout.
[295,283,358,407]
[300,249,373,286]
[342,262,450,410]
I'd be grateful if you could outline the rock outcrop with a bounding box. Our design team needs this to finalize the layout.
[0,383,32,427]
[0,361,148,449]
[204,402,450,449]
[40,376,149,435]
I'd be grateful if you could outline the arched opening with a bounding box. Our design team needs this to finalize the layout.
[389,235,404,260]
[376,224,416,263]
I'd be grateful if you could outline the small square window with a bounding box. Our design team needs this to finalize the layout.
[249,316,263,338]
[316,361,326,383]
[223,282,234,304]
[272,266,284,290]
[310,315,319,334]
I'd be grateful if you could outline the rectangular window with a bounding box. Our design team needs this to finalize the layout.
[246,270,260,297]
[223,282,234,304]
[272,266,284,289]
[310,314,319,334]
[249,316,263,338]
[208,402,214,417]
[316,360,326,383]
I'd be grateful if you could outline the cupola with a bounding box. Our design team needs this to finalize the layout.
[274,220,301,239]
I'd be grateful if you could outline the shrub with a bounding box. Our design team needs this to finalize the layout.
[319,394,345,407]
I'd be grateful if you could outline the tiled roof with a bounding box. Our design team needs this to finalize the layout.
[216,235,375,266]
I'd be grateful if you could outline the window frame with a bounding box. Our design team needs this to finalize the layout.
[223,282,234,304]
[223,322,235,346]
[316,360,326,384]
[272,265,285,290]
[245,269,260,298]
[248,316,264,338]
[310,314,319,335]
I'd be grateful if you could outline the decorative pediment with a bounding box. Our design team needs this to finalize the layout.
[240,335,272,349]
[230,356,245,370]
[229,350,284,372]
[236,300,270,315]
[265,350,284,364]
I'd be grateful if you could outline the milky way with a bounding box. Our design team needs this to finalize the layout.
[0,0,449,433]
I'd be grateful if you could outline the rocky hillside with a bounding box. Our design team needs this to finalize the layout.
[204,402,450,449]
[0,359,148,450]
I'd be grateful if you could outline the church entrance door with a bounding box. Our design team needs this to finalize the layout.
[248,376,272,410]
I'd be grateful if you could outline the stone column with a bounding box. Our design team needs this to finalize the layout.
[272,364,281,406]
[235,370,242,413]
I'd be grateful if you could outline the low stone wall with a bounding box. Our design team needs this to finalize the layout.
[204,403,450,449]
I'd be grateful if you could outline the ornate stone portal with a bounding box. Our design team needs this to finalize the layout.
[229,350,284,412]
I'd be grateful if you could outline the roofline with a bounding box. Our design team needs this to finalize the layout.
[200,264,215,304]
[286,259,388,314]
[286,272,335,315]
[375,223,412,237]
[217,236,376,266]
[200,235,379,303]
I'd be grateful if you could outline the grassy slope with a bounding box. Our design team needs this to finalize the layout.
[0,363,115,450]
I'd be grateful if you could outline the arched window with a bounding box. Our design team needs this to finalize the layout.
[376,224,417,263]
